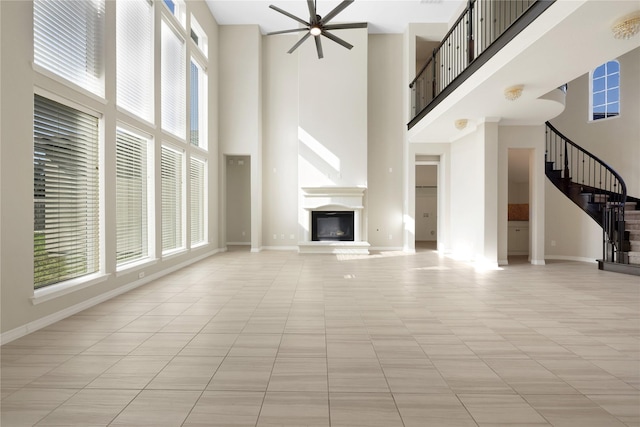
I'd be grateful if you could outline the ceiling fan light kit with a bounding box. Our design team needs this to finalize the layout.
[267,0,368,59]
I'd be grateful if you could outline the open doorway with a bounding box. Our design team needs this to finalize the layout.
[507,149,531,263]
[225,155,251,250]
[415,164,438,251]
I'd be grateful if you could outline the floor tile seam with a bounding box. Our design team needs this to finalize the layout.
[12,386,84,427]
[582,392,640,425]
[455,391,553,426]
[519,392,629,426]
[19,353,125,392]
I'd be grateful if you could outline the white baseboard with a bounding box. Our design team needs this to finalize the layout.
[368,246,405,252]
[545,255,597,264]
[226,242,251,246]
[0,249,222,345]
[261,246,298,251]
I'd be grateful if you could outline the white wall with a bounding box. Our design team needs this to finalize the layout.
[262,35,299,248]
[367,34,404,249]
[0,0,220,338]
[219,25,263,251]
[297,28,368,189]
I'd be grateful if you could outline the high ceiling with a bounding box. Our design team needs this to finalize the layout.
[204,0,466,34]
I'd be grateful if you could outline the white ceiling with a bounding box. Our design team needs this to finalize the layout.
[204,0,466,34]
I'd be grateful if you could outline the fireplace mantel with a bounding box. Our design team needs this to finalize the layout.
[299,186,369,254]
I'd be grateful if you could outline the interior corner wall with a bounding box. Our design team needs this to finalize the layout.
[367,34,404,249]
[219,25,263,251]
[262,34,299,248]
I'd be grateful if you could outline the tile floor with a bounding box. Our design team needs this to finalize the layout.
[1,245,639,426]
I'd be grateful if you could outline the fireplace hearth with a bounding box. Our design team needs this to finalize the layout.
[312,211,354,241]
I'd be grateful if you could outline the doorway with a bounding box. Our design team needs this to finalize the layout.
[415,164,438,251]
[507,149,531,262]
[225,155,251,248]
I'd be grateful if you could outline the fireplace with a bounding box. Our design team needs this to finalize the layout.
[312,211,354,241]
[299,187,369,254]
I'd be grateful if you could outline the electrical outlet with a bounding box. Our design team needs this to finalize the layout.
[290,234,295,239]
[280,234,285,240]
[389,234,393,240]
[273,234,277,240]
[138,271,145,279]
[551,240,556,247]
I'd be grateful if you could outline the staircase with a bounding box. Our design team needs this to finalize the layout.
[545,122,640,275]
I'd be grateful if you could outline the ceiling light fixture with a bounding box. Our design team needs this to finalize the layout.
[454,119,468,130]
[611,12,640,39]
[310,26,322,36]
[504,85,524,101]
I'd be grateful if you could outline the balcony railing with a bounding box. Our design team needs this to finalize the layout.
[408,0,555,129]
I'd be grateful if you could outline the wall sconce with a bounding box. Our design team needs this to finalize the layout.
[504,85,524,101]
[454,119,468,130]
[612,12,640,40]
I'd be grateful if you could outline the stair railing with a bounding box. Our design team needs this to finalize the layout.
[545,122,628,264]
[408,0,555,128]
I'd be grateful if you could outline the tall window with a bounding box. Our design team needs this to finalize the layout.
[190,158,206,246]
[190,15,208,57]
[161,20,186,139]
[34,0,105,96]
[591,60,620,121]
[34,95,100,289]
[116,128,150,266]
[116,0,154,122]
[162,146,184,254]
[190,59,208,148]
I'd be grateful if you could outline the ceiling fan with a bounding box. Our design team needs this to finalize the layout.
[267,0,367,59]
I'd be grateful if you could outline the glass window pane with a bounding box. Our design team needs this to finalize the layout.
[592,77,605,92]
[593,64,606,78]
[593,92,605,107]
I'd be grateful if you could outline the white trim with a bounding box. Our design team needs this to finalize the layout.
[545,255,597,264]
[531,259,546,265]
[226,242,251,246]
[261,246,298,251]
[32,273,110,305]
[2,249,221,345]
[115,258,159,277]
[498,259,509,266]
[33,64,107,104]
[250,247,263,253]
[368,246,405,252]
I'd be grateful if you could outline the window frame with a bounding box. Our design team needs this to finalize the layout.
[33,92,105,293]
[115,125,155,269]
[161,144,186,256]
[590,60,621,122]
[189,156,207,248]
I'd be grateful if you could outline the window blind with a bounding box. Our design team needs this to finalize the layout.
[34,0,105,96]
[190,158,206,246]
[190,59,207,148]
[161,20,186,139]
[33,95,100,289]
[162,146,184,253]
[116,0,154,122]
[116,128,149,266]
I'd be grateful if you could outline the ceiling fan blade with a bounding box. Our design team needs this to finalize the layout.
[307,0,317,24]
[315,35,324,59]
[321,30,353,50]
[287,32,312,54]
[269,5,309,26]
[267,28,311,36]
[320,0,354,25]
[323,22,368,31]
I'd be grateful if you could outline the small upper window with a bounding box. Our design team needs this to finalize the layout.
[190,15,208,57]
[591,60,620,121]
[162,0,185,27]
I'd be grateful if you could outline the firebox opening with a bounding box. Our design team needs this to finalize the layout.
[312,211,355,242]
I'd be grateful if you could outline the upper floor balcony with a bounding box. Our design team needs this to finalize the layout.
[407,0,640,142]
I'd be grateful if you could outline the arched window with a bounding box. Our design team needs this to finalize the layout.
[591,60,620,121]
